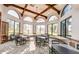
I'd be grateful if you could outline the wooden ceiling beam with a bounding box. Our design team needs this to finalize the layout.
[34,7,50,19]
[46,4,60,14]
[34,4,56,19]
[4,4,47,19]
[21,4,28,16]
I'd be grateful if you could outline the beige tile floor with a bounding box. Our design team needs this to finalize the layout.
[0,37,49,54]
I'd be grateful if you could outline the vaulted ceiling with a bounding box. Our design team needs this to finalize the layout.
[3,4,65,19]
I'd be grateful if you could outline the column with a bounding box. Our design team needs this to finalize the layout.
[33,20,36,34]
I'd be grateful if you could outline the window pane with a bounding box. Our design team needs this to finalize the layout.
[53,24,58,35]
[24,17,33,22]
[61,20,66,37]
[61,5,72,16]
[36,25,40,35]
[49,16,58,22]
[37,18,45,22]
[36,25,45,35]
[40,25,45,34]
[15,22,20,35]
[8,10,19,19]
[48,24,52,35]
[61,17,72,38]
[7,19,14,36]
[66,17,72,37]
[23,24,33,35]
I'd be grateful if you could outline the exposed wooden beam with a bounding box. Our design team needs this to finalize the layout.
[34,7,50,19]
[4,4,47,19]
[34,4,56,19]
[3,4,12,7]
[46,4,60,14]
[21,4,28,16]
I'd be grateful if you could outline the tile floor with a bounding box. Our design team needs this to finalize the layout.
[0,37,49,54]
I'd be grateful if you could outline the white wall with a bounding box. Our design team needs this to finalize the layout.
[71,6,79,40]
[1,5,8,21]
[0,5,2,12]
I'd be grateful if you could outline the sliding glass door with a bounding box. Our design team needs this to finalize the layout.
[60,16,72,38]
[66,17,72,37]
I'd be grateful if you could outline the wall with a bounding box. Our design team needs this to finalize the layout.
[71,5,79,40]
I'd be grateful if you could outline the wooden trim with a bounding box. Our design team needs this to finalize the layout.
[34,7,50,19]
[0,21,9,43]
[46,4,60,14]
[61,4,69,17]
[34,4,56,19]
[21,4,28,16]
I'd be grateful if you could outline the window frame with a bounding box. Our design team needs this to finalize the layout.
[60,16,72,38]
[61,4,71,17]
[8,10,20,19]
[23,16,33,22]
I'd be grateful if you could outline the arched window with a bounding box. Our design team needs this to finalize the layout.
[36,18,45,35]
[49,16,58,22]
[23,17,33,35]
[8,10,19,19]
[37,18,45,22]
[24,17,33,22]
[7,10,20,35]
[61,4,72,16]
[48,16,58,35]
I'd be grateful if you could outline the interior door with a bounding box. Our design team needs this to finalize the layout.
[1,21,9,43]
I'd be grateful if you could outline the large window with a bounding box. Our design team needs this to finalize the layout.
[23,24,33,35]
[7,10,20,35]
[48,16,58,35]
[60,16,72,38]
[8,10,19,19]
[61,4,72,16]
[36,18,45,35]
[7,19,20,35]
[48,24,53,35]
[23,17,33,35]
[66,17,72,37]
[53,24,58,35]
[36,25,45,35]
[15,22,20,35]
[7,19,15,36]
